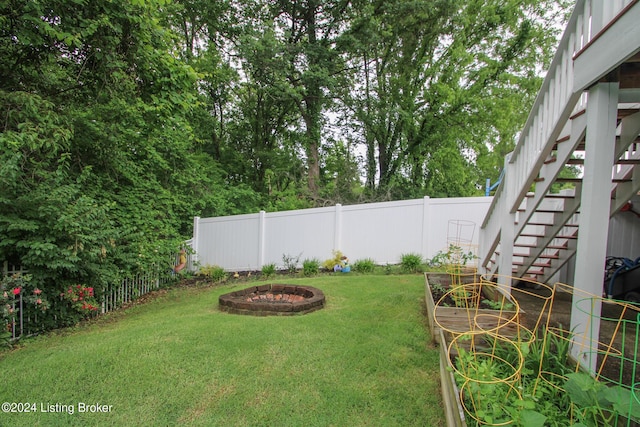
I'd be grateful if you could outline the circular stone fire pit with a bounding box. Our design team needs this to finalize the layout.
[218,284,325,316]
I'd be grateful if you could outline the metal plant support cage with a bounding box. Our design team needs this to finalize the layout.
[437,270,640,426]
[445,220,479,293]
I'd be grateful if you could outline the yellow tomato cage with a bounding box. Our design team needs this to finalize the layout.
[436,269,640,426]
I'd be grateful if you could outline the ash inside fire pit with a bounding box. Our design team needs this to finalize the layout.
[218,284,325,316]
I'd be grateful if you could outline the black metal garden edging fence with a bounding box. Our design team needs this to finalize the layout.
[2,262,177,343]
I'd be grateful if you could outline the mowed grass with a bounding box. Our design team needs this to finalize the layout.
[0,275,445,426]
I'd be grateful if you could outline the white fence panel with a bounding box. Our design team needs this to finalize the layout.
[263,207,337,268]
[341,199,425,265]
[428,197,489,252]
[191,196,494,271]
[194,213,263,271]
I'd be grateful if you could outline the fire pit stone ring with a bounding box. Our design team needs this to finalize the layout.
[219,284,325,316]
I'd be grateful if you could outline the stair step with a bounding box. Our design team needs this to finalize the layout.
[513,260,552,268]
[496,251,559,260]
[522,209,580,215]
[524,193,575,199]
[513,268,545,276]
[542,194,575,199]
[518,208,565,213]
[616,159,640,165]
[566,156,640,166]
[519,233,577,239]
[556,177,632,184]
[526,270,545,276]
[570,109,586,120]
[497,251,530,257]
[527,222,578,227]
[538,254,560,260]
[556,177,582,183]
[514,243,568,250]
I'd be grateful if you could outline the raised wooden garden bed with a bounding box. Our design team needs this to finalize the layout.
[430,275,640,427]
[438,328,468,427]
[424,272,522,344]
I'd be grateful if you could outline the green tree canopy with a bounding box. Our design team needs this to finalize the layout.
[341,0,570,197]
[0,0,572,328]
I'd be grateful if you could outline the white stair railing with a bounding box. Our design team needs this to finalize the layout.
[479,0,638,276]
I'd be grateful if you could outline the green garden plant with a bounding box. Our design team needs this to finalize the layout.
[322,250,345,271]
[1,273,50,345]
[452,326,640,427]
[353,258,376,273]
[282,253,302,273]
[449,285,475,308]
[302,258,320,276]
[453,347,527,425]
[480,298,515,311]
[565,372,640,427]
[199,264,227,282]
[428,244,477,269]
[261,263,276,279]
[384,263,394,275]
[454,342,555,427]
[61,284,100,316]
[400,253,423,273]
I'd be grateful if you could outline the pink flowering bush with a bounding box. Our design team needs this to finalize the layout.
[61,284,100,315]
[1,273,50,344]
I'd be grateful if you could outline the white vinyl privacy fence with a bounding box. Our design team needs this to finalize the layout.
[190,196,493,272]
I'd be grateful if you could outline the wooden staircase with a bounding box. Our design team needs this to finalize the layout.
[479,0,640,286]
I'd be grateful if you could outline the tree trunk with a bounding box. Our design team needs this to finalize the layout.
[303,106,321,196]
[303,0,321,197]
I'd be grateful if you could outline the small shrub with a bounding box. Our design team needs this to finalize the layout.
[353,258,376,273]
[199,264,227,282]
[62,284,100,315]
[282,253,302,273]
[261,263,276,279]
[400,253,423,273]
[1,273,51,344]
[302,258,320,276]
[427,250,448,269]
[427,244,477,269]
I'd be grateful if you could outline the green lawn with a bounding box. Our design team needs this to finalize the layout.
[0,275,445,426]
